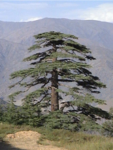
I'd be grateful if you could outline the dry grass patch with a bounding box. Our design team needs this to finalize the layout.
[38,128,113,150]
[1,123,113,150]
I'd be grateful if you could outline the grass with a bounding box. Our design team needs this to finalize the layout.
[0,122,34,139]
[37,128,113,150]
[0,122,113,150]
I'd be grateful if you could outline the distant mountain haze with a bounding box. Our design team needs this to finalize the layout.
[0,18,113,108]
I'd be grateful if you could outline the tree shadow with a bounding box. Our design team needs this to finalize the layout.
[0,140,25,150]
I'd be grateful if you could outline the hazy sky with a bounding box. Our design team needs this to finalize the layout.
[0,0,113,22]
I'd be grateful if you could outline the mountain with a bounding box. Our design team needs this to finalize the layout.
[1,18,113,49]
[0,18,113,107]
[0,97,8,108]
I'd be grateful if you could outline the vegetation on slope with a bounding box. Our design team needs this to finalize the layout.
[0,122,113,150]
[8,31,110,131]
[0,32,113,149]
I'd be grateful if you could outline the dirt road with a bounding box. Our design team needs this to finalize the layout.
[0,131,66,150]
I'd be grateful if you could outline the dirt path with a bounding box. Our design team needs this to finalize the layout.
[1,131,66,150]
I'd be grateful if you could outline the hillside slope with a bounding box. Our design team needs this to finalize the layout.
[0,18,113,105]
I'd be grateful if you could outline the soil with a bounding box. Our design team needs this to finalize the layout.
[0,131,66,150]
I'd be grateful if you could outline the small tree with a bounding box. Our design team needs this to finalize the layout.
[3,99,18,124]
[9,31,110,130]
[0,105,3,122]
[102,107,113,136]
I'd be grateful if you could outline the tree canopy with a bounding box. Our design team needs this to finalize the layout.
[9,31,110,131]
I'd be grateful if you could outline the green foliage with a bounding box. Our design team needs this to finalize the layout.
[0,122,35,139]
[102,107,113,137]
[43,110,102,132]
[0,122,113,150]
[0,105,3,121]
[8,31,110,131]
[38,127,113,150]
[2,100,21,124]
[9,91,22,100]
[102,120,113,137]
[0,100,45,126]
[43,111,78,131]
[20,99,44,126]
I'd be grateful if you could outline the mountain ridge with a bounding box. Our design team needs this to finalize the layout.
[0,18,113,108]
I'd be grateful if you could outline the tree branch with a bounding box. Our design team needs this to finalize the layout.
[58,79,74,82]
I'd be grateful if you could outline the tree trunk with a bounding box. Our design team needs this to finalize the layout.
[51,58,59,111]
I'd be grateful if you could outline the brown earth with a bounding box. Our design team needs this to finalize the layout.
[0,131,66,150]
